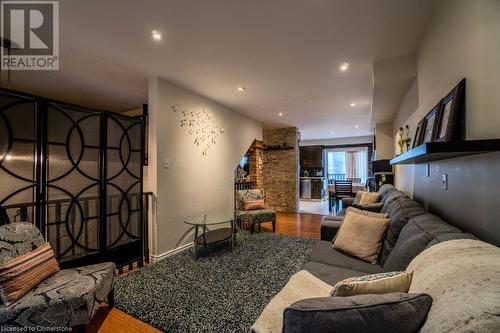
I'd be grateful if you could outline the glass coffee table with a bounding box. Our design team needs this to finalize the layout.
[184,214,235,258]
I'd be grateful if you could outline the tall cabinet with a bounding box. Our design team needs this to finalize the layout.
[300,145,324,168]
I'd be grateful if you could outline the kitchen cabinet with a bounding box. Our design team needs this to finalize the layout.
[311,178,324,199]
[300,145,324,168]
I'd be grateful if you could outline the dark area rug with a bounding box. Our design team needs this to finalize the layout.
[114,232,317,332]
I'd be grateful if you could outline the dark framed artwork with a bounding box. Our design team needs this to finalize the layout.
[412,119,426,148]
[422,103,441,143]
[435,79,466,142]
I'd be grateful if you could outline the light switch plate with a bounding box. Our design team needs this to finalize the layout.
[441,174,448,190]
[163,158,170,169]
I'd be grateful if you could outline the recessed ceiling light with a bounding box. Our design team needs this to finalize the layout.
[151,30,162,41]
[331,131,335,135]
[355,125,359,129]
[237,86,246,92]
[339,62,350,72]
[278,112,284,117]
[350,103,356,107]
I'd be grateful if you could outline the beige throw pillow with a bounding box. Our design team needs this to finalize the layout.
[333,210,389,264]
[331,271,413,297]
[358,191,381,205]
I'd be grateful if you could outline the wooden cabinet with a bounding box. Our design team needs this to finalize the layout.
[311,179,324,199]
[300,145,324,168]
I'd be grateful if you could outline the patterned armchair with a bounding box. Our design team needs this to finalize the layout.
[236,189,276,234]
[0,223,115,329]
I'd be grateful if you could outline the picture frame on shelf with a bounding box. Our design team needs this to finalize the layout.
[412,119,426,148]
[435,79,466,142]
[422,103,441,143]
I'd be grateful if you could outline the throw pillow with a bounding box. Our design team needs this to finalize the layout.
[333,210,390,264]
[244,199,265,210]
[283,293,433,333]
[352,191,364,205]
[358,191,381,205]
[0,242,60,305]
[331,271,413,297]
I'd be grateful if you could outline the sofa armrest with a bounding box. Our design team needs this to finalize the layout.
[341,197,355,208]
[320,217,343,241]
[351,202,384,213]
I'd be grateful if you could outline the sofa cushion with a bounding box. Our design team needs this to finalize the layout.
[308,241,383,274]
[302,261,368,286]
[378,184,397,199]
[380,190,407,213]
[251,270,332,333]
[379,198,426,265]
[237,209,275,225]
[0,262,115,328]
[333,211,389,264]
[320,218,342,242]
[346,207,388,218]
[383,214,466,271]
[352,202,384,212]
[407,239,500,333]
[283,293,433,333]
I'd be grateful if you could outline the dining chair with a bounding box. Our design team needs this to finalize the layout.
[333,179,353,214]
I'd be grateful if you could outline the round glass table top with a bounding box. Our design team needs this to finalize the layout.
[184,214,234,226]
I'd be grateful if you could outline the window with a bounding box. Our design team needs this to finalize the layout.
[326,147,368,183]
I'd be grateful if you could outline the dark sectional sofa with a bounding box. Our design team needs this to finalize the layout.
[305,184,475,286]
[253,184,500,333]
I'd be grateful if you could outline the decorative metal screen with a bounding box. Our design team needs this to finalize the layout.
[0,88,146,268]
[0,91,37,227]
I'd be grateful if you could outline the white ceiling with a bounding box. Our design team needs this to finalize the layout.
[6,0,435,139]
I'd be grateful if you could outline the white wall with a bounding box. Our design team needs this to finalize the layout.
[148,77,262,256]
[393,0,500,195]
[300,135,373,147]
[374,121,394,160]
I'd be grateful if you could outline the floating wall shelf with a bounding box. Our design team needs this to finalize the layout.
[263,145,295,151]
[390,139,500,165]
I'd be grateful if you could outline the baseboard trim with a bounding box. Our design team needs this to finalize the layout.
[150,242,193,262]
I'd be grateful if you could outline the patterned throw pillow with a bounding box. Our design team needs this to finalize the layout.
[331,271,413,297]
[244,199,265,210]
[0,242,60,305]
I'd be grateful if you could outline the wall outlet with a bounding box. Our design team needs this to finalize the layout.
[441,173,448,190]
[163,158,170,169]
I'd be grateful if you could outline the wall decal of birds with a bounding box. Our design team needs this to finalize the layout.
[172,104,224,156]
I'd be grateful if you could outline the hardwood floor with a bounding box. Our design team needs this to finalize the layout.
[261,211,322,239]
[86,212,323,333]
[86,306,162,333]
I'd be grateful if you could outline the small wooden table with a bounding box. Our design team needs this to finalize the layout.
[184,214,235,259]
